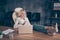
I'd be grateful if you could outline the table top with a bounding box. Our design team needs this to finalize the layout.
[0,26,12,31]
[0,26,14,40]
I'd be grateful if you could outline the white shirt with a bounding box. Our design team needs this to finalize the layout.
[14,17,30,28]
[17,17,25,24]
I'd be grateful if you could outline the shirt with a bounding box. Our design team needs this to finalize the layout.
[14,17,30,28]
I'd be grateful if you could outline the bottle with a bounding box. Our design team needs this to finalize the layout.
[55,23,58,32]
[0,31,3,38]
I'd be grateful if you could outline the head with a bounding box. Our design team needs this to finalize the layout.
[45,26,56,36]
[14,7,26,17]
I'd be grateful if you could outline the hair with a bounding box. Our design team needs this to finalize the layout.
[12,8,27,22]
[15,12,20,17]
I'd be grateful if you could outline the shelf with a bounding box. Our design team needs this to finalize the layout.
[53,0,60,3]
[48,17,60,19]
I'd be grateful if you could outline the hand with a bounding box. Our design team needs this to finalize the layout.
[14,28,18,34]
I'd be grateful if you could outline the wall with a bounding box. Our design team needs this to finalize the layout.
[0,0,52,26]
[7,0,51,25]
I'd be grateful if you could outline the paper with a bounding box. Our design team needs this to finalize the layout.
[2,29,14,35]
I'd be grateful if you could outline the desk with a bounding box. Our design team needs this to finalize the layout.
[0,26,14,40]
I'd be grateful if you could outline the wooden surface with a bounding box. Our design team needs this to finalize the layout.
[0,26,60,40]
[13,31,60,40]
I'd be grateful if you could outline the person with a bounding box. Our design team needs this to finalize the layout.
[45,26,56,36]
[12,7,31,34]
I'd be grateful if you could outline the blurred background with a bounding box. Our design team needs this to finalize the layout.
[0,0,53,27]
[1,0,60,31]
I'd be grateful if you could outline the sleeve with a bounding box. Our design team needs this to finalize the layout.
[13,18,19,28]
[25,17,31,25]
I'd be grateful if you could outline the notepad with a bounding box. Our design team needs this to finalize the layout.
[2,29,14,35]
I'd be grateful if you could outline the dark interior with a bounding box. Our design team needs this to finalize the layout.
[0,11,40,27]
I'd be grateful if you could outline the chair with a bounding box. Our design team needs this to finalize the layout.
[12,12,33,34]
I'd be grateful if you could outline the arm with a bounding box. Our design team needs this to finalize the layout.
[14,18,24,28]
[13,18,19,34]
[13,18,19,28]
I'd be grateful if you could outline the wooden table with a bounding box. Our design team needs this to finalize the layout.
[0,26,60,40]
[0,26,14,40]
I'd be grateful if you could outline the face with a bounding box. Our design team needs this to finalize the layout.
[15,9,26,19]
[20,10,27,20]
[15,9,23,17]
[22,10,26,17]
